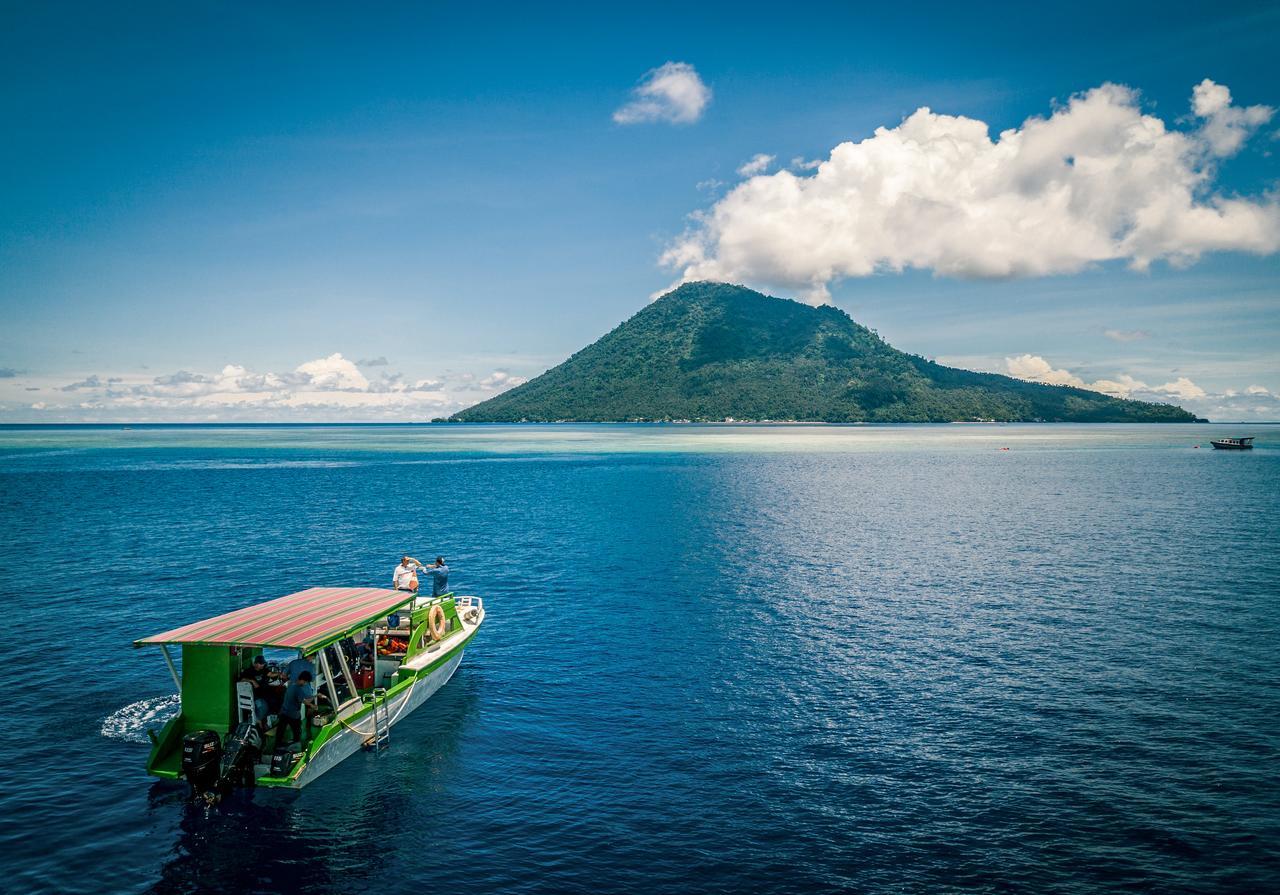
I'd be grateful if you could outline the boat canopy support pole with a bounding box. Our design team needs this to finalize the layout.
[160,645,181,692]
[332,643,356,695]
[318,651,341,712]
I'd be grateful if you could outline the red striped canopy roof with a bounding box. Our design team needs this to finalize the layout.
[134,587,415,651]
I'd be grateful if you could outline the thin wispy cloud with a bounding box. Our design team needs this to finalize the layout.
[1103,329,1151,343]
[737,154,775,177]
[61,374,107,392]
[613,62,711,125]
[663,80,1279,303]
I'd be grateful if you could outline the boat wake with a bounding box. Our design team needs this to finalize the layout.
[101,694,179,743]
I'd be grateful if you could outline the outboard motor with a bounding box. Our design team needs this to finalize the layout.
[181,729,222,800]
[270,742,302,777]
[216,720,263,796]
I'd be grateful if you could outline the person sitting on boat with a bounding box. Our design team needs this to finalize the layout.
[253,655,287,715]
[240,655,274,722]
[393,556,424,592]
[275,670,317,748]
[422,556,450,597]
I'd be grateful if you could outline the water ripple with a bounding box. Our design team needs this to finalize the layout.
[0,424,1276,894]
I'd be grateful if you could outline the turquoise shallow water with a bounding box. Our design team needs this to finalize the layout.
[0,424,1277,894]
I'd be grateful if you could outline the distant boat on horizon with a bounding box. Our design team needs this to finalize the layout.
[1210,436,1255,450]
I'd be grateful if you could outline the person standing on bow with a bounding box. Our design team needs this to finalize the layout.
[421,556,450,597]
[393,555,424,592]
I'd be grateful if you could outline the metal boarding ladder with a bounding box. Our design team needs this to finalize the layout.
[368,687,391,753]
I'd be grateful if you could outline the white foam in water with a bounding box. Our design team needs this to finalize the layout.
[101,694,180,743]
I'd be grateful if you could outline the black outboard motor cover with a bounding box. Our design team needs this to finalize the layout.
[219,721,263,791]
[271,743,301,777]
[181,729,222,794]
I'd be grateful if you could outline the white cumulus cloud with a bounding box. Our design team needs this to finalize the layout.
[1088,374,1149,398]
[1005,354,1084,387]
[1001,355,1243,416]
[13,353,540,421]
[1192,78,1274,156]
[613,62,711,125]
[663,80,1280,303]
[295,352,368,391]
[1154,376,1206,400]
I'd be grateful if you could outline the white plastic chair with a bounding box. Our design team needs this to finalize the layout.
[235,680,257,724]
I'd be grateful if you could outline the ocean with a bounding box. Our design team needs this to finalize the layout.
[0,423,1276,894]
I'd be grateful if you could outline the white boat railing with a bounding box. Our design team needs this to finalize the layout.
[410,592,480,612]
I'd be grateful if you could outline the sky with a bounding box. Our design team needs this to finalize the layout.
[1,0,1278,422]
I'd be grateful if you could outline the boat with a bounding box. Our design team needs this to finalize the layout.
[134,586,484,798]
[1210,436,1255,450]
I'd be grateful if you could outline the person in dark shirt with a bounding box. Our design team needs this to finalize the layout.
[236,655,278,724]
[274,670,317,748]
[285,654,316,685]
[247,654,269,683]
[247,654,284,715]
[422,557,450,597]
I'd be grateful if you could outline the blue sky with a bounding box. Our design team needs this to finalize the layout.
[1,1,1277,420]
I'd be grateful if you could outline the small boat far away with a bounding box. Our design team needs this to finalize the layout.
[133,586,484,801]
[1210,436,1255,450]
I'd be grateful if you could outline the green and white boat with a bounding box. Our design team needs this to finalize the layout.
[135,586,485,796]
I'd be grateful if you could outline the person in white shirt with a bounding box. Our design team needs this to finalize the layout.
[393,556,424,591]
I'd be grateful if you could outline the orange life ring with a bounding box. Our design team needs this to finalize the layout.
[428,604,447,640]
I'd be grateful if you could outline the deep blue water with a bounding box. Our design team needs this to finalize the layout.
[1,424,1277,894]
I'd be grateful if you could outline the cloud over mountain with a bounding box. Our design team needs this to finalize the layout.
[1001,353,1273,419]
[664,80,1278,303]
